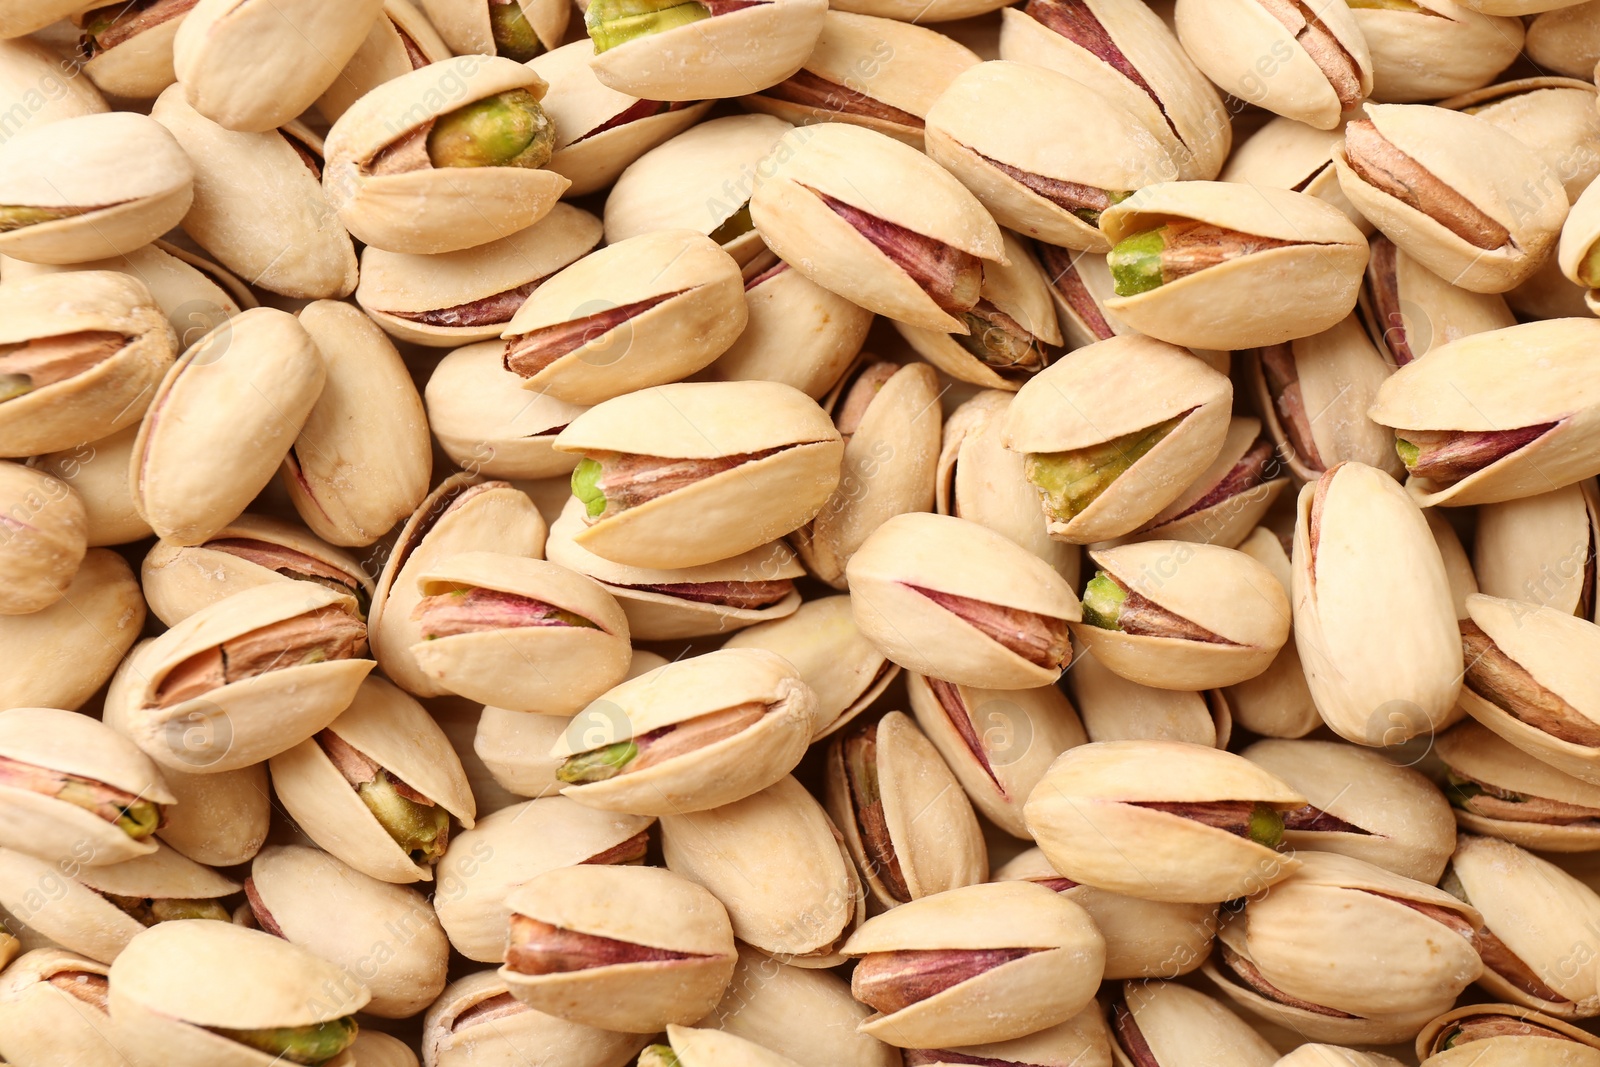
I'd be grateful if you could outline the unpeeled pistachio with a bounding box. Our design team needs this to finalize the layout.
[1527,2,1600,76]
[1436,719,1600,852]
[1354,0,1520,103]
[1561,173,1600,314]
[425,341,588,480]
[422,0,568,62]
[0,37,105,139]
[1275,1048,1402,1067]
[645,1025,808,1067]
[1416,1003,1600,1065]
[0,549,144,712]
[1124,416,1288,549]
[316,0,451,124]
[0,1,101,42]
[0,461,85,615]
[1108,979,1280,1067]
[0,948,120,1067]
[1441,78,1600,205]
[75,0,193,100]
[1359,234,1515,367]
[423,969,650,1067]
[1219,116,1367,230]
[32,425,150,548]
[1222,527,1321,740]
[1068,649,1231,749]
[152,761,269,867]
[1033,247,1133,349]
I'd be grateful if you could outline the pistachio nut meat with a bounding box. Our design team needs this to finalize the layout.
[823,712,988,910]
[423,969,650,1067]
[75,0,197,101]
[906,673,1087,839]
[0,948,122,1067]
[1122,416,1289,549]
[1370,319,1600,506]
[1218,116,1366,230]
[1107,979,1281,1067]
[1416,1003,1600,1066]
[33,423,151,549]
[269,676,476,883]
[583,0,827,102]
[358,203,602,347]
[0,461,86,616]
[107,583,373,774]
[894,231,1063,391]
[1242,738,1457,883]
[148,761,269,868]
[1353,0,1521,103]
[1435,719,1600,851]
[499,864,737,1033]
[844,880,1105,1049]
[551,647,818,815]
[1098,182,1369,350]
[0,550,144,713]
[323,56,568,255]
[314,0,452,124]
[422,0,568,62]
[1359,234,1516,367]
[1023,739,1304,903]
[0,111,193,265]
[1333,103,1569,294]
[845,512,1081,690]
[1290,463,1464,745]
[0,270,176,459]
[107,919,370,1067]
[1068,649,1232,749]
[408,551,632,714]
[641,1025,810,1067]
[424,341,589,481]
[749,122,1006,333]
[239,845,449,1018]
[661,775,864,966]
[552,380,844,571]
[501,230,746,407]
[0,706,173,867]
[1033,246,1135,349]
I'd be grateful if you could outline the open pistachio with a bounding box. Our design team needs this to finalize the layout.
[1068,648,1231,750]
[0,550,144,713]
[1560,170,1600,315]
[424,969,651,1067]
[647,1025,815,1067]
[1360,234,1515,367]
[1125,416,1288,549]
[422,0,568,61]
[0,461,85,616]
[315,0,452,125]
[1355,0,1521,103]
[1108,980,1281,1067]
[75,0,195,100]
[425,341,589,481]
[1416,1003,1600,1065]
[1436,719,1600,851]
[500,864,737,1033]
[270,676,475,883]
[1033,246,1133,349]
[1220,116,1367,230]
[1024,739,1304,903]
[0,947,122,1067]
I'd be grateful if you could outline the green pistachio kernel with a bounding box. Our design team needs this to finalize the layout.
[1072,189,1133,227]
[55,780,161,839]
[638,1046,682,1067]
[709,202,753,245]
[0,374,33,402]
[0,205,79,233]
[1023,415,1182,525]
[212,1017,359,1067]
[586,0,710,53]
[490,0,545,61]
[1247,802,1284,849]
[1580,243,1600,290]
[572,457,608,519]
[357,771,450,865]
[427,89,555,170]
[1080,572,1127,631]
[1395,438,1420,470]
[150,898,232,923]
[1345,0,1425,10]
[557,741,640,784]
[1107,227,1169,296]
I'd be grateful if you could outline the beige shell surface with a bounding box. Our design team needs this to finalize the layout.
[34,424,152,548]
[1527,4,1600,77]
[1435,720,1600,851]
[908,1007,1113,1067]
[425,340,588,480]
[315,0,452,124]
[1069,650,1228,749]
[0,462,85,615]
[708,259,874,399]
[1121,980,1280,1067]
[1357,0,1522,104]
[1440,80,1600,197]
[424,969,650,1067]
[0,36,107,125]
[1263,314,1401,481]
[154,762,269,867]
[1220,116,1365,230]
[663,1024,809,1067]
[473,704,578,802]
[1473,481,1598,618]
[1131,416,1287,549]
[0,847,146,963]
[1204,950,1446,1046]
[0,948,121,1067]
[1562,173,1600,291]
[421,0,567,56]
[1416,1003,1600,1065]
[79,2,185,100]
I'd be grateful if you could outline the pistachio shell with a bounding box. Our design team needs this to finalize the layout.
[1223,528,1321,740]
[830,0,1005,21]
[425,341,589,480]
[1359,237,1515,368]
[423,969,649,1067]
[473,704,572,801]
[315,0,452,124]
[0,550,144,712]
[1220,116,1367,230]
[1435,720,1600,851]
[76,0,185,101]
[33,425,152,547]
[1275,1047,1403,1067]
[1440,80,1600,203]
[351,1031,420,1067]
[660,1025,809,1067]
[0,462,84,615]
[0,36,106,125]
[421,0,567,58]
[173,0,385,132]
[1069,650,1230,749]
[1357,0,1521,103]
[1416,1003,1600,1066]
[1121,417,1286,550]
[153,762,269,867]
[708,257,874,398]
[909,1007,1113,1067]
[0,948,119,1067]
[1527,3,1600,77]
[1114,980,1280,1067]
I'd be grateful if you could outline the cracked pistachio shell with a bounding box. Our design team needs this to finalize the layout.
[656,1025,808,1067]
[131,307,326,546]
[1291,463,1463,745]
[409,552,631,714]
[141,513,372,628]
[742,11,980,148]
[0,462,84,615]
[153,762,269,867]
[1417,1003,1600,1066]
[34,425,151,548]
[1069,650,1231,749]
[1220,116,1367,231]
[1561,172,1600,313]
[1025,740,1304,903]
[0,949,120,1067]
[500,865,737,1033]
[927,61,1177,251]
[750,122,1006,333]
[360,203,601,347]
[552,381,844,571]
[1333,104,1569,294]
[1243,738,1454,882]
[1358,237,1515,367]
[908,1007,1113,1067]
[1247,314,1400,483]
[1100,182,1369,349]
[588,0,826,102]
[1436,720,1600,851]
[1458,593,1600,784]
[824,711,987,909]
[422,0,567,59]
[476,693,624,800]
[936,391,1078,583]
[435,795,652,962]
[315,0,452,124]
[0,271,176,458]
[552,648,818,815]
[1037,249,1133,350]
[76,0,187,100]
[0,36,106,125]
[1442,80,1600,204]
[173,0,385,132]
[425,342,588,480]
[1357,0,1521,103]
[423,970,648,1067]
[792,358,941,587]
[269,675,475,883]
[1527,3,1600,76]
[1112,980,1280,1067]
[1128,416,1289,549]
[109,920,369,1067]
[1452,832,1600,1017]
[0,112,193,265]
[847,512,1081,689]
[1175,0,1372,129]
[1371,319,1600,505]
[547,496,804,640]
[531,43,710,198]
[1002,335,1231,544]
[698,944,896,1067]
[724,595,898,740]
[895,230,1063,391]
[1276,1048,1403,1067]
[1222,528,1319,740]
[0,550,143,712]
[0,707,173,867]
[351,1031,418,1067]
[324,56,568,254]
[1076,541,1290,690]
[843,880,1105,1049]
[502,230,747,406]
[368,474,548,697]
[246,845,448,1017]
[662,775,864,966]
[907,673,1086,839]
[110,583,373,773]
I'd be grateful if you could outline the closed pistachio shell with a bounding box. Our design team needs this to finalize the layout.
[244,844,449,1017]
[0,707,173,867]
[324,56,569,255]
[1527,3,1600,76]
[1099,182,1369,350]
[500,864,737,1033]
[1069,650,1231,749]
[0,36,106,125]
[174,0,385,132]
[0,112,193,265]
[907,1007,1114,1067]
[423,969,649,1067]
[843,880,1106,1049]
[351,1031,420,1067]
[1436,720,1600,851]
[830,0,1004,21]
[1428,510,1478,618]
[1357,0,1520,103]
[1024,740,1304,903]
[77,0,190,100]
[1416,1003,1600,1065]
[1220,116,1368,231]
[1275,1047,1403,1067]
[108,920,369,1067]
[0,270,176,458]
[0,948,120,1067]
[315,0,452,124]
[1291,463,1463,745]
[657,1025,809,1067]
[425,341,588,480]
[1110,980,1280,1067]
[270,675,475,883]
[1122,416,1288,549]
[154,762,269,867]
[1358,234,1515,368]
[422,0,567,59]
[0,462,84,615]
[1223,527,1320,740]
[34,426,152,548]
[0,550,144,712]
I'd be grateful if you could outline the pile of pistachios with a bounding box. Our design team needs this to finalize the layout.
[9,0,1600,1065]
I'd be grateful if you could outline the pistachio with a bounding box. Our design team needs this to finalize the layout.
[1068,648,1231,749]
[490,0,543,58]
[0,551,144,714]
[1108,981,1281,1067]
[0,462,87,616]
[1129,417,1289,548]
[1351,0,1522,104]
[0,948,121,1067]
[424,969,650,1067]
[421,0,566,66]
[1417,1003,1600,1064]
[586,0,712,53]
[1436,720,1600,851]
[1219,115,1368,230]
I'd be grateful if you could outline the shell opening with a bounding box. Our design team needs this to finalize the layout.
[852,947,1039,1015]
[905,584,1072,670]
